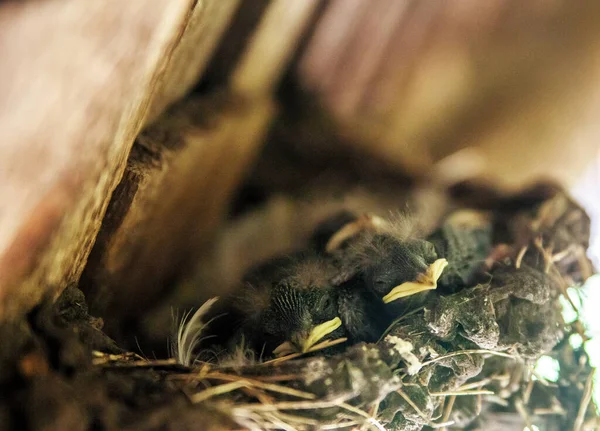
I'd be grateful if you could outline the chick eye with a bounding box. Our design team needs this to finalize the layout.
[424,242,438,261]
[318,296,334,313]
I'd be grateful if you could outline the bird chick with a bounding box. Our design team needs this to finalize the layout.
[426,209,493,291]
[232,255,341,356]
[362,236,448,304]
[226,210,454,359]
[323,212,448,306]
[231,252,387,358]
[260,268,343,356]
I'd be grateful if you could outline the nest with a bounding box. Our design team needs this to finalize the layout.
[1,190,596,431]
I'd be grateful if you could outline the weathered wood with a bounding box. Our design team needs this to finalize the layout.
[0,0,237,321]
[83,95,275,317]
[146,0,240,121]
[82,0,321,318]
[298,0,600,191]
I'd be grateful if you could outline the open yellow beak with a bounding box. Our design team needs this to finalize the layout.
[382,258,448,303]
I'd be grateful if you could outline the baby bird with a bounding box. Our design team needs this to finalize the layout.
[230,253,387,358]
[427,210,493,291]
[222,209,481,359]
[201,208,495,363]
[323,209,494,300]
[323,212,448,307]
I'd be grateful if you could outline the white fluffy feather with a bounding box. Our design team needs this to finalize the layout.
[172,297,219,366]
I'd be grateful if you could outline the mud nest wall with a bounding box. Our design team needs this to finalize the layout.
[1,1,600,430]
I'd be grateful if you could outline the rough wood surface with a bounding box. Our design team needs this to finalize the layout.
[146,0,240,122]
[298,0,600,191]
[82,0,321,319]
[0,0,236,321]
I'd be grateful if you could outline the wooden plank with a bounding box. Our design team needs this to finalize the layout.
[146,0,240,121]
[0,0,237,321]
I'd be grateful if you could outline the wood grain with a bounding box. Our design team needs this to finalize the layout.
[0,0,236,321]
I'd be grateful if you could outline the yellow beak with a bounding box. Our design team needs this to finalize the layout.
[382,258,448,303]
[272,341,296,357]
[301,317,342,352]
[272,316,343,357]
[325,214,387,253]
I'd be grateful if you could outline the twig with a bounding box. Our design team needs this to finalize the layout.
[396,388,429,421]
[261,337,347,365]
[515,246,528,269]
[359,403,380,431]
[523,379,535,405]
[262,413,300,431]
[550,264,580,314]
[486,395,510,407]
[94,358,180,368]
[430,420,456,429]
[439,394,456,431]
[531,369,558,388]
[420,349,515,368]
[476,393,482,416]
[574,244,594,280]
[238,399,374,424]
[270,411,319,426]
[320,420,360,430]
[246,374,301,382]
[91,351,144,365]
[206,372,316,400]
[241,386,274,405]
[573,370,595,431]
[191,381,249,403]
[430,390,494,397]
[551,246,574,263]
[233,395,355,412]
[261,352,304,365]
[378,307,425,342]
[514,397,534,431]
[455,377,493,391]
[533,236,579,313]
[533,407,566,416]
[338,402,386,431]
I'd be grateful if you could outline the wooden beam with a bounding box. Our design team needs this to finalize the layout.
[0,0,237,321]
